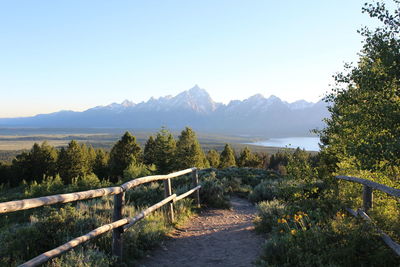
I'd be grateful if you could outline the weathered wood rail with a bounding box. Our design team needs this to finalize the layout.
[0,168,201,267]
[336,175,400,256]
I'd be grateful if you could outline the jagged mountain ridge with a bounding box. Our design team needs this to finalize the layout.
[0,85,330,137]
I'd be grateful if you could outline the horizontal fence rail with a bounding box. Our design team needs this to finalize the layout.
[336,175,400,256]
[0,167,196,214]
[336,175,400,198]
[0,168,201,267]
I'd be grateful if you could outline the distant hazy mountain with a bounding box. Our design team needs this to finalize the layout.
[0,85,330,137]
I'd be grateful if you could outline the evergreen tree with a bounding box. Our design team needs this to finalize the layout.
[86,145,97,172]
[207,149,220,168]
[143,135,157,165]
[109,131,141,181]
[93,149,109,179]
[12,142,58,183]
[253,152,270,169]
[268,151,289,171]
[237,146,261,167]
[0,161,15,186]
[153,128,176,174]
[219,144,236,168]
[175,127,207,169]
[238,147,252,167]
[57,140,90,184]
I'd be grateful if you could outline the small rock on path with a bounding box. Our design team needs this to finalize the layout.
[137,197,264,267]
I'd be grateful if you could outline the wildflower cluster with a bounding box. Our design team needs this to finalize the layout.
[335,211,346,219]
[277,211,310,235]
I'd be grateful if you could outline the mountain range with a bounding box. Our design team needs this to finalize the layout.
[0,85,330,137]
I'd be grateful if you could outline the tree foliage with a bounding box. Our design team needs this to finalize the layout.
[57,140,91,184]
[12,142,58,183]
[153,128,177,174]
[237,146,261,168]
[207,149,220,168]
[219,144,236,168]
[175,127,208,169]
[143,135,157,165]
[109,132,141,180]
[93,149,109,179]
[320,0,400,177]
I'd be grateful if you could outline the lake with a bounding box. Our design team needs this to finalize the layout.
[249,137,320,151]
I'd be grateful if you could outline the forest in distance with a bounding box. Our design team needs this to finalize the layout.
[0,127,296,187]
[0,128,292,163]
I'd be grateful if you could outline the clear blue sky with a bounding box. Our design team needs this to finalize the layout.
[0,0,385,117]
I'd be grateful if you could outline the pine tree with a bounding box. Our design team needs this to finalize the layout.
[12,141,58,183]
[109,131,141,180]
[86,145,97,172]
[268,152,289,170]
[93,149,110,179]
[206,149,220,168]
[237,147,261,167]
[153,128,176,174]
[175,127,207,169]
[143,135,157,165]
[57,140,90,184]
[219,144,236,168]
[238,147,251,167]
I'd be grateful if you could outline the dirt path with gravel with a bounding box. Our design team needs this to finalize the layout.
[137,197,264,267]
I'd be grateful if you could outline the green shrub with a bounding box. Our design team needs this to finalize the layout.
[258,216,399,266]
[123,162,156,181]
[0,204,98,266]
[69,173,111,192]
[125,182,164,208]
[249,179,281,203]
[47,247,113,267]
[24,175,65,198]
[200,172,230,208]
[254,200,287,233]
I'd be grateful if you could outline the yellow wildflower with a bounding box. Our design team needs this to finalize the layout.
[294,214,302,222]
[336,211,346,218]
[291,229,297,235]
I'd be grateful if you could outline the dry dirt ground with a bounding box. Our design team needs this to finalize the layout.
[137,197,264,267]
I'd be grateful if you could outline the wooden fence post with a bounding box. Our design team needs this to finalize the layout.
[192,169,200,208]
[362,185,373,212]
[164,178,174,223]
[112,192,125,260]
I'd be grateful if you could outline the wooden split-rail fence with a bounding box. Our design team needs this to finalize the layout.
[0,167,201,267]
[336,175,400,256]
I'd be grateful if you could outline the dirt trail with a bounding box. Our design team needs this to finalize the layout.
[137,197,264,267]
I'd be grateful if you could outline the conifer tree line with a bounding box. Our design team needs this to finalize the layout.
[0,127,282,187]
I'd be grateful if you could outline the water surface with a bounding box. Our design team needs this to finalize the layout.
[250,137,320,151]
